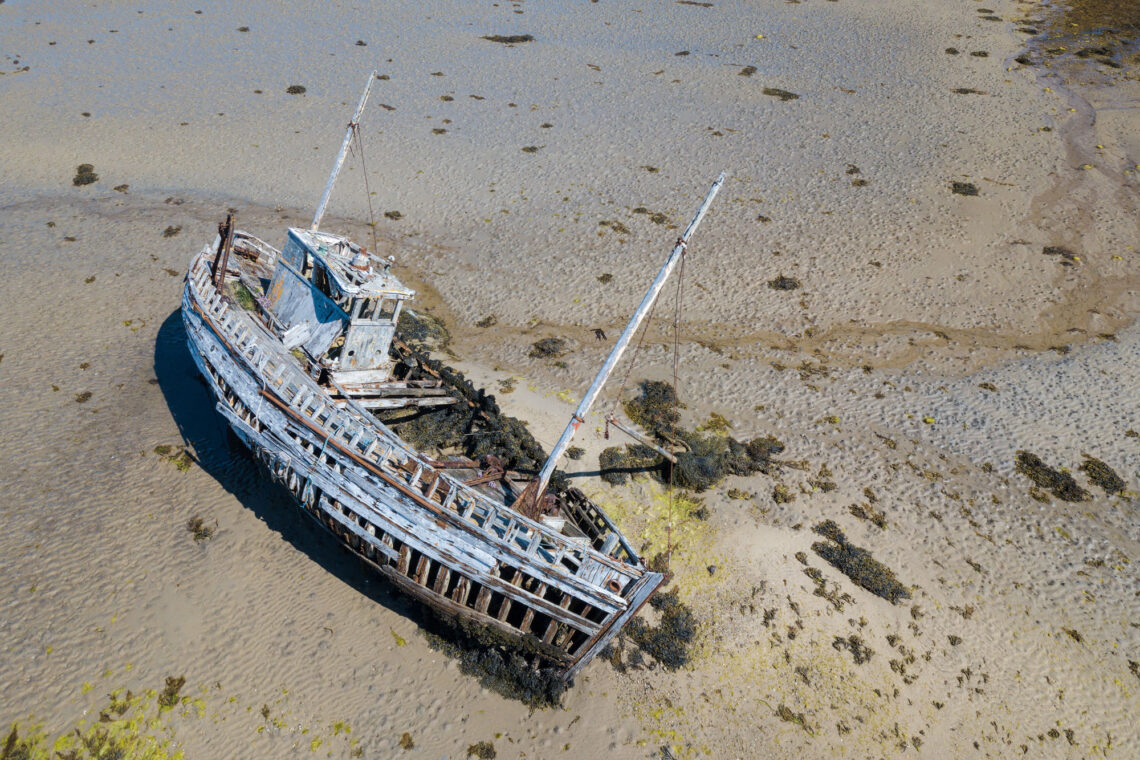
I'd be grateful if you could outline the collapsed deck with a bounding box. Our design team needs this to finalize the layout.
[182,235,663,678]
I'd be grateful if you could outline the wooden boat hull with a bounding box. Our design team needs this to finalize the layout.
[181,242,662,679]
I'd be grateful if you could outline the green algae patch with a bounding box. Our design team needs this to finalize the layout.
[155,444,193,472]
[1015,451,1089,502]
[6,682,189,760]
[810,520,909,604]
[227,281,256,312]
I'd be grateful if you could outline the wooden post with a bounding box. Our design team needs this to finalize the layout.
[213,213,235,289]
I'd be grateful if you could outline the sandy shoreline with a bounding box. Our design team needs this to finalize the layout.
[2,0,1139,757]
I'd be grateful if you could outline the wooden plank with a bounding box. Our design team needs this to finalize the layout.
[414,555,431,585]
[433,566,451,596]
[453,576,471,606]
[258,389,633,607]
[474,587,492,615]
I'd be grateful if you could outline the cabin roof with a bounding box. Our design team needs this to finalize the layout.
[288,227,415,299]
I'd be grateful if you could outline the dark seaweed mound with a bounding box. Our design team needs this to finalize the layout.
[810,520,910,604]
[1080,455,1125,495]
[385,313,564,487]
[390,358,559,484]
[73,163,98,186]
[624,587,698,670]
[600,380,785,491]
[1015,451,1090,502]
[529,337,569,358]
[598,444,660,486]
[421,613,568,708]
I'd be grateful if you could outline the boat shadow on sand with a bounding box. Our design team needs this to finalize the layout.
[153,309,572,705]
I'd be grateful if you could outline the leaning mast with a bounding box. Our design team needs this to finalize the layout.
[310,71,378,231]
[514,172,726,513]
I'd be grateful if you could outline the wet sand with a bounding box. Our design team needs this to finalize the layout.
[1,0,1138,757]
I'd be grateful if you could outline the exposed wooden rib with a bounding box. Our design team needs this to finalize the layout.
[474,587,492,615]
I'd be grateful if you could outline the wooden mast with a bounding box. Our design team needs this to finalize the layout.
[512,172,726,515]
[310,71,378,232]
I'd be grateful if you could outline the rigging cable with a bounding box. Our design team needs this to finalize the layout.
[350,122,379,254]
[665,245,686,555]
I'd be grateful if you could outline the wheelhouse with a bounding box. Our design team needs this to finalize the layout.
[264,227,414,383]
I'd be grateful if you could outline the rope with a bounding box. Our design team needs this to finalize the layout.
[607,289,661,427]
[665,248,686,554]
[351,123,379,253]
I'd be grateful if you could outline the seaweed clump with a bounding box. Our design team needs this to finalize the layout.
[768,275,800,291]
[762,87,799,101]
[467,741,497,758]
[1080,455,1125,495]
[624,587,698,670]
[1015,451,1089,502]
[421,613,568,708]
[384,344,562,488]
[397,308,451,353]
[601,380,785,491]
[598,444,660,486]
[73,164,98,186]
[810,520,910,604]
[157,676,185,709]
[186,515,215,542]
[529,337,569,358]
[950,181,979,196]
[482,34,534,44]
[832,634,874,664]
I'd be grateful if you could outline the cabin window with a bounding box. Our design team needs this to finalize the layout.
[356,298,398,322]
[357,298,378,321]
[312,263,331,297]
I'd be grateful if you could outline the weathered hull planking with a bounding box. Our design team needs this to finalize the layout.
[181,236,663,679]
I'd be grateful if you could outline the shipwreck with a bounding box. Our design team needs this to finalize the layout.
[180,73,724,679]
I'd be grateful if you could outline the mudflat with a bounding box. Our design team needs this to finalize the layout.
[1,0,1137,757]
